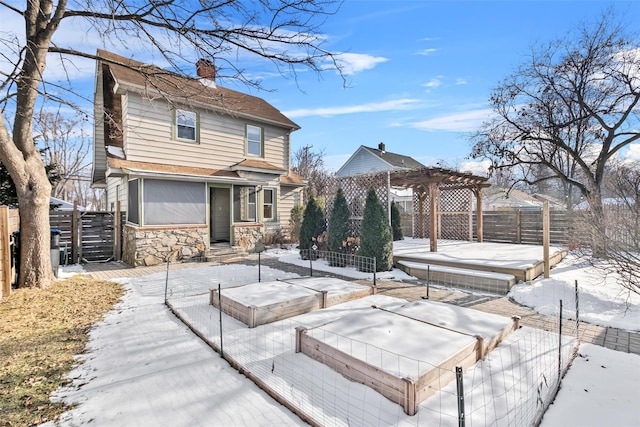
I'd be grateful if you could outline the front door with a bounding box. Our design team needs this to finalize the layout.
[210,187,231,243]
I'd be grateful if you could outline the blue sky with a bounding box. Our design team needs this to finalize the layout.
[2,1,639,174]
[255,0,640,173]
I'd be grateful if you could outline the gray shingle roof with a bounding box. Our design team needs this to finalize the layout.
[361,146,425,170]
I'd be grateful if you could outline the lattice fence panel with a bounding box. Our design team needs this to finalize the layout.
[439,185,473,241]
[322,173,389,238]
[413,186,474,241]
[413,191,431,238]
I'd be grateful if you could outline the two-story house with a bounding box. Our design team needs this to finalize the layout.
[91,50,304,266]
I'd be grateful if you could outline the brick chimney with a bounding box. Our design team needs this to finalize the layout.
[378,142,386,153]
[196,59,216,80]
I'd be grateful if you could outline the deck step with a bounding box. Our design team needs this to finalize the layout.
[397,260,517,294]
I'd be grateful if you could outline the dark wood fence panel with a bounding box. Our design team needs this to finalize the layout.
[79,211,116,262]
[49,210,124,263]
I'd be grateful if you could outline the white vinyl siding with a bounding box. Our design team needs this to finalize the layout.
[106,176,127,212]
[121,93,288,170]
[336,148,391,177]
[278,186,303,238]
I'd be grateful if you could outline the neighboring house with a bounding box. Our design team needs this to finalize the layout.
[91,50,304,266]
[335,143,425,177]
[50,197,86,211]
[483,187,543,211]
[336,142,425,208]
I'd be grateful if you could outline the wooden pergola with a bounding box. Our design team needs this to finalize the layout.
[388,167,491,252]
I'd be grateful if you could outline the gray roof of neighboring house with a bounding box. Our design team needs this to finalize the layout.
[360,145,425,170]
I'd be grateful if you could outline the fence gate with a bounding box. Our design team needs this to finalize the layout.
[79,211,116,262]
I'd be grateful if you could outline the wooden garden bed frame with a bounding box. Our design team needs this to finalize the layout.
[210,279,375,328]
[295,308,520,415]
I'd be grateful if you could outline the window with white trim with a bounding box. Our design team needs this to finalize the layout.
[246,124,263,156]
[233,185,257,222]
[263,188,275,220]
[175,109,198,142]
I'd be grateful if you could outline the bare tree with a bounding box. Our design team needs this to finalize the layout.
[596,161,640,295]
[0,0,343,288]
[34,108,91,202]
[292,144,331,202]
[471,12,640,255]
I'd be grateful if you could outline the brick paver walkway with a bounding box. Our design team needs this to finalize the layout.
[82,256,640,355]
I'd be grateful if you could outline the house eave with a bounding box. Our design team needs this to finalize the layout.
[112,167,264,185]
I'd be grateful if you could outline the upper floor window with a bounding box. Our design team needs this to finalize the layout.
[175,109,198,142]
[246,124,263,156]
[263,188,275,220]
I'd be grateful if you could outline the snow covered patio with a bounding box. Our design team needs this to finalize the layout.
[393,239,567,293]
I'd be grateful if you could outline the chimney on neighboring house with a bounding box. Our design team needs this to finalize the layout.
[196,58,216,80]
[378,142,386,153]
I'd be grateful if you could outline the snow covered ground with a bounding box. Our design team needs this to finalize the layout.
[45,243,640,426]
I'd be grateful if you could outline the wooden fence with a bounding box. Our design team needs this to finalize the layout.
[0,206,19,299]
[49,209,124,264]
[0,205,123,299]
[474,210,576,245]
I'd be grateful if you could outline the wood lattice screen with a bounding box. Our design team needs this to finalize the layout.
[323,173,389,237]
[412,187,474,240]
[320,171,477,242]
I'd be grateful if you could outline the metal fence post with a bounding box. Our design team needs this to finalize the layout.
[219,283,224,358]
[427,265,430,299]
[558,299,563,379]
[456,366,465,427]
[164,261,170,303]
[373,257,376,287]
[575,280,579,340]
[258,251,261,283]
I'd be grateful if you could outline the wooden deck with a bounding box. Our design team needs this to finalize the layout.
[393,240,567,292]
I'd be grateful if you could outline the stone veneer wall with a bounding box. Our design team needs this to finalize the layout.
[123,225,207,266]
[233,223,265,252]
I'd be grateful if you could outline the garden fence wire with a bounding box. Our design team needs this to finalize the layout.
[162,254,581,427]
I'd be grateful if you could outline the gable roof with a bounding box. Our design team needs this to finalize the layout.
[336,144,425,176]
[360,145,425,169]
[97,49,300,130]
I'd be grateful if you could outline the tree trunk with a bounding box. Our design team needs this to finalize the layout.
[17,161,53,288]
[587,191,608,258]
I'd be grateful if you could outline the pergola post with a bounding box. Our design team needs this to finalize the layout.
[429,182,439,252]
[475,187,484,243]
[418,192,426,238]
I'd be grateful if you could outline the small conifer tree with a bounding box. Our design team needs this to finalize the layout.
[299,195,325,259]
[391,201,404,241]
[289,204,304,243]
[327,188,350,266]
[357,188,393,271]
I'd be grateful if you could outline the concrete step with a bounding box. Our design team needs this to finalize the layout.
[203,245,248,263]
[396,260,517,295]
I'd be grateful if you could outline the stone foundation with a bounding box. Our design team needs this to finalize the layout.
[233,223,265,253]
[123,225,207,267]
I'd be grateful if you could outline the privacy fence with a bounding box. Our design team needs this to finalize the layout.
[0,206,19,299]
[164,254,582,427]
[0,206,124,299]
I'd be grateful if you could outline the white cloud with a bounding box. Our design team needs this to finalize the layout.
[417,48,438,56]
[334,52,388,75]
[459,159,491,176]
[422,77,442,89]
[624,143,640,162]
[283,98,420,118]
[410,109,494,132]
[455,78,468,85]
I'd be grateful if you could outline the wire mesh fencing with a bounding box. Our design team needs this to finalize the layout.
[161,260,581,427]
